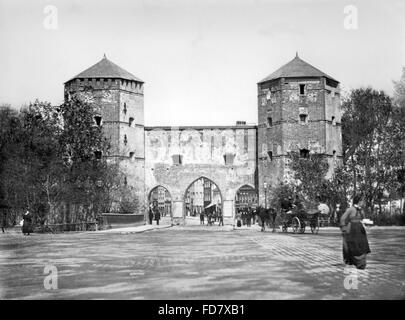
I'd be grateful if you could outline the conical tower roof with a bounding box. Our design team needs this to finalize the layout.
[259,53,338,83]
[66,54,143,83]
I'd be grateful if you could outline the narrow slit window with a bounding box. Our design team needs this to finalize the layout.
[123,103,127,114]
[129,117,134,127]
[332,116,336,126]
[299,114,307,124]
[268,151,273,161]
[267,117,273,127]
[172,154,183,165]
[224,153,235,165]
[94,116,102,127]
[124,134,128,145]
[299,84,306,95]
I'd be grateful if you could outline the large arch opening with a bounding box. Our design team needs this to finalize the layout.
[184,177,223,218]
[148,186,172,217]
[235,185,258,213]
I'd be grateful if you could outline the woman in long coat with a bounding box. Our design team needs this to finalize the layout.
[22,210,33,235]
[340,195,371,269]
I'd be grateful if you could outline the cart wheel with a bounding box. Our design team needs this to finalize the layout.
[310,217,320,234]
[292,217,300,234]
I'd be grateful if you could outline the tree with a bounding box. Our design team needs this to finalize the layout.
[341,88,400,216]
[393,68,405,214]
[0,96,138,226]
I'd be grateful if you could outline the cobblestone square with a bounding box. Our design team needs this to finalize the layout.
[1,226,404,299]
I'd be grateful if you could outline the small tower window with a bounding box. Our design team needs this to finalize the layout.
[94,116,102,127]
[266,90,271,100]
[224,153,235,165]
[300,149,309,159]
[94,151,102,160]
[268,151,273,161]
[123,103,127,114]
[267,117,273,127]
[129,152,134,159]
[332,116,336,126]
[129,117,134,127]
[172,154,183,165]
[333,150,337,159]
[124,134,128,145]
[299,84,306,95]
[124,176,127,186]
[299,114,308,124]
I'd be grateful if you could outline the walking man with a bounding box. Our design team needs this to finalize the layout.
[148,204,154,225]
[218,208,224,226]
[200,210,205,225]
[155,206,161,225]
[259,207,266,232]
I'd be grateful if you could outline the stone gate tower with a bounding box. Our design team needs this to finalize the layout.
[257,53,342,207]
[64,55,145,209]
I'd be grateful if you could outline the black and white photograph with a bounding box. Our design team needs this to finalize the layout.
[0,0,404,305]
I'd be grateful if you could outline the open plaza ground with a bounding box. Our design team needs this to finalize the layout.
[1,220,404,300]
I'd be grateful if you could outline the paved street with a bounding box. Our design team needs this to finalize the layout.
[1,224,404,300]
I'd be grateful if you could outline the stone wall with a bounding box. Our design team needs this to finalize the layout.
[257,76,342,205]
[64,78,146,214]
[144,126,257,218]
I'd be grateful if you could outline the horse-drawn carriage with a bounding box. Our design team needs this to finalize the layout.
[280,203,330,234]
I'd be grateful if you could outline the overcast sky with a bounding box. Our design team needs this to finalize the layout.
[1,0,404,126]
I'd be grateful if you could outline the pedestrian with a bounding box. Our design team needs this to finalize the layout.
[246,208,252,227]
[148,205,154,225]
[258,207,266,232]
[22,210,33,236]
[252,208,256,225]
[200,210,205,225]
[218,208,224,226]
[236,210,242,228]
[208,211,213,226]
[155,206,161,225]
[340,195,371,270]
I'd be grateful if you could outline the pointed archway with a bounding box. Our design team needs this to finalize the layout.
[235,184,258,212]
[183,177,223,218]
[148,186,172,217]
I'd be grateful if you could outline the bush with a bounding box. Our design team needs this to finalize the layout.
[118,186,140,214]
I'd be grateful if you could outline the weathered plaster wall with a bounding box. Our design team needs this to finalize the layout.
[144,127,257,218]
